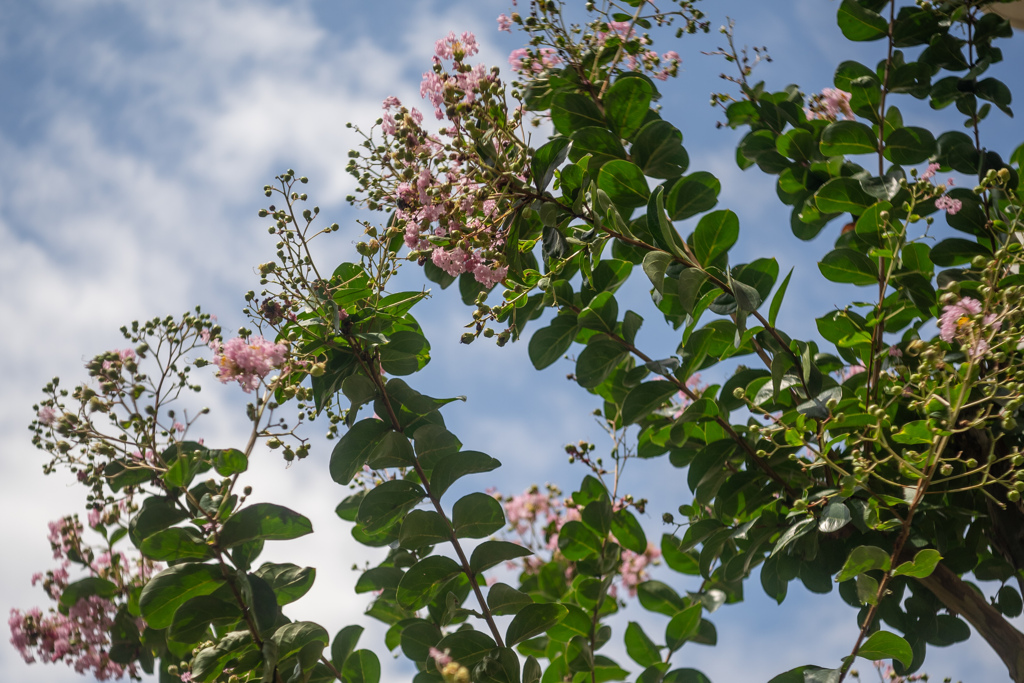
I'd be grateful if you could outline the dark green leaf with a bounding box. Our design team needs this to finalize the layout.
[397,556,462,610]
[254,563,316,605]
[820,121,877,156]
[857,630,913,667]
[611,509,647,554]
[506,603,568,647]
[606,77,653,140]
[599,160,650,209]
[331,418,390,485]
[528,314,578,370]
[470,541,533,573]
[487,582,534,616]
[552,93,605,136]
[532,137,571,192]
[356,480,425,534]
[430,450,501,500]
[213,449,247,476]
[622,381,679,424]
[59,577,118,613]
[379,330,430,376]
[342,650,381,683]
[632,121,689,178]
[815,177,875,214]
[331,625,364,669]
[837,0,888,41]
[625,622,661,668]
[453,493,505,539]
[191,631,253,682]
[140,527,214,561]
[366,430,416,469]
[219,503,313,549]
[576,339,629,389]
[818,248,878,286]
[140,563,225,629]
[666,172,720,221]
[399,509,451,549]
[694,210,739,266]
[884,127,936,165]
[665,604,702,649]
[636,581,687,617]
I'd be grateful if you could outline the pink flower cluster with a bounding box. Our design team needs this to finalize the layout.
[919,163,962,214]
[614,543,662,598]
[208,335,287,392]
[9,517,157,681]
[507,47,562,74]
[420,32,490,120]
[938,296,1000,359]
[804,88,854,122]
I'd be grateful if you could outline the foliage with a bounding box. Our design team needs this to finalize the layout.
[12,1,1024,683]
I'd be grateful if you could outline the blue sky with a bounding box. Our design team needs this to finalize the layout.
[2,1,1023,682]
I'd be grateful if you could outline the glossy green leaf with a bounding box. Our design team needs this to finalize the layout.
[818,501,851,533]
[622,381,679,424]
[430,450,501,500]
[400,620,442,662]
[331,418,390,485]
[818,248,878,286]
[532,137,571,192]
[579,292,619,334]
[820,121,877,156]
[356,480,425,533]
[219,503,313,549]
[599,160,650,209]
[342,649,381,683]
[435,630,496,667]
[59,577,118,613]
[837,0,888,41]
[191,631,253,682]
[636,580,687,617]
[666,172,720,221]
[487,582,534,616]
[677,268,709,315]
[452,492,505,539]
[506,603,568,647]
[665,604,702,649]
[611,509,647,554]
[558,520,603,560]
[331,625,364,669]
[663,669,712,683]
[211,449,247,476]
[570,127,627,172]
[168,594,240,645]
[397,556,462,610]
[836,545,891,582]
[815,178,875,214]
[470,541,533,574]
[399,509,450,549]
[366,430,416,469]
[930,238,990,267]
[693,210,739,266]
[253,563,316,606]
[140,527,214,561]
[140,563,225,629]
[858,630,913,666]
[576,339,629,389]
[551,93,605,136]
[632,120,689,178]
[884,127,936,165]
[528,314,578,370]
[892,549,942,578]
[605,76,653,140]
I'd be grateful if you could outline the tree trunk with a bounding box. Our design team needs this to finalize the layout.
[917,562,1024,682]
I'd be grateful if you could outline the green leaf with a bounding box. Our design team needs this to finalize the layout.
[666,172,720,221]
[551,93,605,136]
[331,418,390,485]
[836,545,891,582]
[818,248,878,286]
[528,314,578,370]
[212,449,247,476]
[413,424,462,470]
[356,480,425,534]
[768,267,793,327]
[818,501,851,533]
[506,603,567,647]
[820,121,877,156]
[452,492,506,539]
[253,563,316,606]
[558,520,603,560]
[665,604,702,649]
[663,669,712,683]
[376,378,461,434]
[642,251,673,294]
[931,238,990,267]
[487,583,533,616]
[625,622,661,668]
[884,127,936,165]
[636,581,687,617]
[273,621,329,672]
[342,649,381,683]
[622,381,679,424]
[399,509,451,549]
[331,625,364,669]
[435,630,496,667]
[168,595,240,645]
[191,631,253,682]
[140,527,214,561]
[140,563,225,629]
[693,210,739,266]
[599,160,650,209]
[677,268,709,315]
[579,292,619,334]
[397,556,462,610]
[611,509,647,554]
[892,549,942,578]
[815,177,875,214]
[532,137,571,192]
[523,656,542,683]
[219,503,313,549]
[576,339,629,389]
[366,430,416,469]
[430,450,501,500]
[570,127,627,173]
[857,630,913,667]
[632,120,689,178]
[59,577,118,613]
[648,185,688,258]
[400,620,442,663]
[470,541,532,574]
[837,0,889,41]
[605,76,653,140]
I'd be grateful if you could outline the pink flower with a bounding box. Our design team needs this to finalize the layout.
[920,162,940,180]
[887,346,903,358]
[431,247,469,277]
[36,407,58,426]
[508,47,529,72]
[429,647,452,668]
[939,297,982,342]
[497,14,512,31]
[208,336,288,393]
[805,88,854,121]
[935,195,962,215]
[617,543,661,597]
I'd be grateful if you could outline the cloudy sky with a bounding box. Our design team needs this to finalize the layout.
[2,1,1023,682]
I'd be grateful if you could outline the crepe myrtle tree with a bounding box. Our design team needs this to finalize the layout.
[12,0,1024,682]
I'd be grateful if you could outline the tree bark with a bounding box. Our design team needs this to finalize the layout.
[917,562,1024,682]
